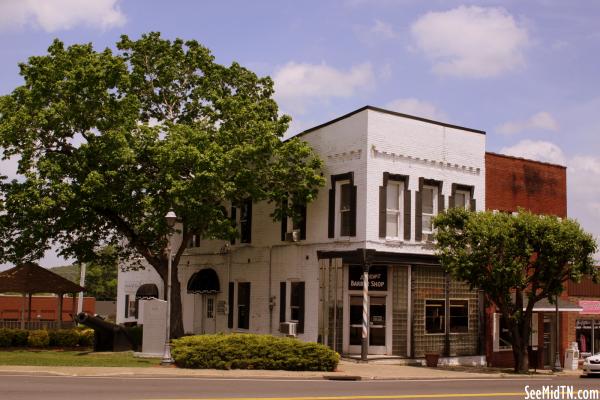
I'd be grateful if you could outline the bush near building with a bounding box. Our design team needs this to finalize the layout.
[171,334,340,371]
[0,328,94,348]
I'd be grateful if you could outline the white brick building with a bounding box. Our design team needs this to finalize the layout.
[117,105,487,361]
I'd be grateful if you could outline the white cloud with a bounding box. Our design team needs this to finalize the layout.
[273,62,374,114]
[0,0,126,32]
[385,98,446,121]
[499,140,566,165]
[497,111,559,135]
[411,6,529,78]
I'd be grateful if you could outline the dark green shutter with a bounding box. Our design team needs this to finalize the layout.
[470,198,476,211]
[279,282,286,323]
[379,185,386,238]
[415,190,422,242]
[403,189,411,241]
[228,282,234,328]
[349,185,357,237]
[328,189,335,238]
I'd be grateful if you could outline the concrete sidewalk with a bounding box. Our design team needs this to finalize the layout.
[0,360,583,380]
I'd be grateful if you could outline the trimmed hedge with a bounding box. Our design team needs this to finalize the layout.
[171,334,339,371]
[0,328,94,348]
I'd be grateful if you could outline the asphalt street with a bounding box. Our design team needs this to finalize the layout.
[0,373,598,400]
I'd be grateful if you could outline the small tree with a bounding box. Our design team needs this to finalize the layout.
[0,33,324,337]
[434,208,598,373]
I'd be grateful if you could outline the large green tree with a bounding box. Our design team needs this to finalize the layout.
[0,33,324,337]
[434,208,598,373]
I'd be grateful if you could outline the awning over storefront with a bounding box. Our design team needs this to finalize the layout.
[135,283,159,299]
[526,298,583,312]
[579,300,600,315]
[187,268,220,294]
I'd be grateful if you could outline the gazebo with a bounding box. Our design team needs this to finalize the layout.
[0,262,85,329]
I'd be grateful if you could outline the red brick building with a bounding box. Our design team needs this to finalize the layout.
[484,152,578,369]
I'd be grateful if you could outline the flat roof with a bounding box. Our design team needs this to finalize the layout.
[294,105,486,138]
[486,151,566,169]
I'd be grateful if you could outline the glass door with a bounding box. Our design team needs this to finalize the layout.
[202,295,216,334]
[347,295,387,354]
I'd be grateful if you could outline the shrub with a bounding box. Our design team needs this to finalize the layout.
[27,330,50,347]
[49,329,80,347]
[78,329,95,347]
[0,328,13,347]
[124,325,143,351]
[171,334,339,371]
[12,329,29,346]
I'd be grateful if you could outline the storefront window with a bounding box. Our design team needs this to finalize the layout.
[576,319,599,357]
[450,300,469,333]
[425,299,445,334]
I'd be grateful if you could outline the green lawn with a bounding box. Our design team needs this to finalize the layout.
[0,350,161,367]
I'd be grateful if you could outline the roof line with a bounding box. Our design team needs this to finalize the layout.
[486,151,567,169]
[293,105,486,138]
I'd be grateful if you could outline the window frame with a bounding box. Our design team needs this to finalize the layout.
[449,299,469,333]
[421,185,438,235]
[453,189,471,210]
[424,299,446,335]
[236,282,251,330]
[336,180,352,238]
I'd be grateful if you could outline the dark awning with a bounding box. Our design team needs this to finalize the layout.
[136,283,159,299]
[187,268,220,294]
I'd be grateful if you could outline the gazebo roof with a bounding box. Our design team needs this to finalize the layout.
[0,262,84,294]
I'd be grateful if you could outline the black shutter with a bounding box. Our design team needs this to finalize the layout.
[379,185,386,238]
[279,282,286,323]
[228,282,234,328]
[230,207,237,245]
[328,189,335,238]
[415,190,423,242]
[470,198,476,211]
[241,200,252,243]
[438,193,445,213]
[281,211,287,242]
[403,189,411,241]
[448,196,455,209]
[349,185,357,237]
[297,282,305,334]
[299,204,307,240]
[124,294,129,318]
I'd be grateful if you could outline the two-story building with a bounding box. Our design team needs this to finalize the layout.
[117,105,488,363]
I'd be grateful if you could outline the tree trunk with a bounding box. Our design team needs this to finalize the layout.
[170,267,184,338]
[512,334,529,373]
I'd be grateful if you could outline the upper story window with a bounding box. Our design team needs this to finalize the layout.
[386,181,404,238]
[328,172,356,238]
[421,185,438,234]
[450,184,474,211]
[240,199,252,243]
[281,201,307,242]
[379,173,410,241]
[454,190,470,209]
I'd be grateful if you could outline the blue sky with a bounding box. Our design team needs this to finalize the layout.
[1,0,600,267]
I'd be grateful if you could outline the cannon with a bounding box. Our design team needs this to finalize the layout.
[76,312,135,352]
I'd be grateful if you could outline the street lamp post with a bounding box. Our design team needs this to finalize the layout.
[161,209,177,366]
[553,295,562,372]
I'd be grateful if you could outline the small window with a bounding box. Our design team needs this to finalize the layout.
[340,183,352,236]
[206,297,214,319]
[186,233,201,248]
[425,299,445,334]
[450,300,469,333]
[499,316,512,349]
[237,282,251,330]
[386,182,403,238]
[422,186,438,234]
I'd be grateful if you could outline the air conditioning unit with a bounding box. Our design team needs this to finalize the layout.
[285,229,301,242]
[279,321,298,337]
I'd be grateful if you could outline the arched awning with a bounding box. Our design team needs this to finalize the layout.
[187,268,220,294]
[136,283,159,299]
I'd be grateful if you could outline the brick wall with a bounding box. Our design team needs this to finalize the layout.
[485,152,566,217]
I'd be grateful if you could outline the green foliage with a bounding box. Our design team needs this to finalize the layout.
[434,208,598,372]
[0,328,13,347]
[171,334,339,371]
[12,329,29,346]
[0,32,324,337]
[48,329,80,347]
[77,328,95,347]
[27,330,50,347]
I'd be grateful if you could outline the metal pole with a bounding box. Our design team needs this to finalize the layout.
[553,296,562,371]
[361,264,369,362]
[161,233,174,365]
[77,263,86,314]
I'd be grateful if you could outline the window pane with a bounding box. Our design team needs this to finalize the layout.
[422,187,433,214]
[387,183,399,210]
[455,193,465,209]
[422,215,433,232]
[386,212,399,237]
[340,183,352,211]
[425,299,445,334]
[450,300,468,333]
[237,282,251,330]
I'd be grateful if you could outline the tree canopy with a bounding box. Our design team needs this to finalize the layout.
[434,208,598,372]
[0,32,324,336]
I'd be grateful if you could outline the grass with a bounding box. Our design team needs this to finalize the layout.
[0,349,161,367]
